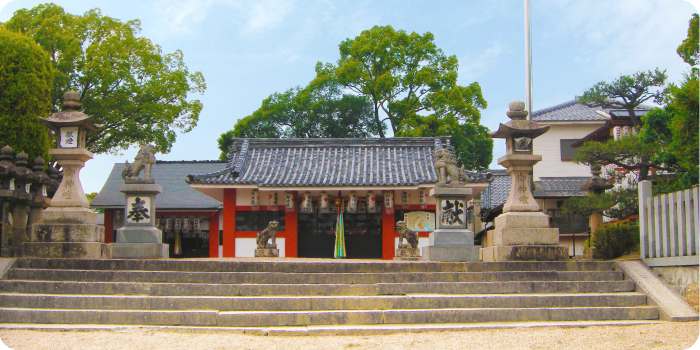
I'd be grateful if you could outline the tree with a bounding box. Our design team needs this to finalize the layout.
[0,28,53,162]
[397,114,492,170]
[316,25,487,137]
[217,78,384,160]
[574,133,680,182]
[580,69,667,128]
[2,3,206,155]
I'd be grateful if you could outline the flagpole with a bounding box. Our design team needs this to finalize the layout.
[524,0,533,120]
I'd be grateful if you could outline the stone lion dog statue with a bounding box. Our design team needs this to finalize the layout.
[434,148,467,186]
[396,221,418,249]
[121,144,157,182]
[256,221,279,249]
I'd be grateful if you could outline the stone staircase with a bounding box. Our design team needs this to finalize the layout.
[0,258,659,328]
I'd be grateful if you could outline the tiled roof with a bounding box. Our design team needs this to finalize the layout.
[187,137,494,187]
[532,98,609,122]
[533,177,590,198]
[480,174,591,210]
[91,161,226,209]
[532,97,654,122]
[480,169,510,210]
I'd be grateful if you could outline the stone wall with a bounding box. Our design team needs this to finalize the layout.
[652,265,699,311]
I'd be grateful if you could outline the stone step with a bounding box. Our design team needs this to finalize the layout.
[0,292,649,311]
[5,269,624,284]
[0,306,659,327]
[0,280,636,296]
[13,258,618,273]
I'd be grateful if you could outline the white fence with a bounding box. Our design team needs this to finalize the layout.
[639,180,699,267]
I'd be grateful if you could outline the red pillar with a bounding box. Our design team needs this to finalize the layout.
[222,188,236,257]
[103,209,114,244]
[382,210,395,260]
[209,211,219,257]
[285,203,298,257]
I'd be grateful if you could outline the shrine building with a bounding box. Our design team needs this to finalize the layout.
[92,137,493,259]
[187,137,492,259]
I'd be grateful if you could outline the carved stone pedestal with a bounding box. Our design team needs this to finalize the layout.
[394,248,421,261]
[23,150,109,259]
[111,183,168,259]
[422,187,480,262]
[255,248,279,257]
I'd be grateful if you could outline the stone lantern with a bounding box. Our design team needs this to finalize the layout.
[480,100,568,262]
[580,163,613,248]
[22,91,110,259]
[0,146,16,255]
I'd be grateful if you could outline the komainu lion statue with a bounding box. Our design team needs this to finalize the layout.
[434,148,467,186]
[396,221,418,249]
[256,221,279,249]
[121,144,157,182]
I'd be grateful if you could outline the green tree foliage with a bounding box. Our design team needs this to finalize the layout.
[220,25,491,170]
[563,189,637,222]
[397,114,492,170]
[677,13,699,66]
[590,223,640,260]
[218,78,384,160]
[574,133,680,182]
[2,3,206,155]
[317,25,487,137]
[0,28,53,162]
[580,69,667,128]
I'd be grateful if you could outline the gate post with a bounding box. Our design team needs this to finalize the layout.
[638,180,653,259]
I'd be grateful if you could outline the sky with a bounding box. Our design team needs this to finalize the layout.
[0,0,698,194]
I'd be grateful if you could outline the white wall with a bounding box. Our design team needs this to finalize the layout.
[532,122,604,180]
[235,237,286,257]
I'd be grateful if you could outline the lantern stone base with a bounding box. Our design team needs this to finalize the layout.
[110,243,169,259]
[481,212,569,262]
[23,217,109,258]
[255,248,279,257]
[394,248,421,261]
[116,226,164,243]
[480,245,569,262]
[21,242,110,259]
[422,229,480,262]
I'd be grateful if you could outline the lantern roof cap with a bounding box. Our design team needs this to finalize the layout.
[39,91,101,132]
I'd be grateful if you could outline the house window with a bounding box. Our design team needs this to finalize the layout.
[560,139,581,161]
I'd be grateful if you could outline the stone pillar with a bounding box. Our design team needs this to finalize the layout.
[422,187,480,261]
[10,152,32,254]
[22,91,110,259]
[111,182,168,258]
[480,100,568,262]
[0,146,16,256]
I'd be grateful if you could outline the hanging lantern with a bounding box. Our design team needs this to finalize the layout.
[251,190,259,211]
[193,218,200,229]
[320,191,329,213]
[613,126,622,141]
[183,218,190,230]
[401,190,409,207]
[285,192,295,212]
[367,191,376,212]
[175,218,182,230]
[165,218,172,230]
[419,189,428,209]
[622,126,632,137]
[348,191,358,213]
[302,192,313,213]
[384,191,394,214]
[269,192,278,211]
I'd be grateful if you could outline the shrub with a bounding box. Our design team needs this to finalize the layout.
[591,223,640,260]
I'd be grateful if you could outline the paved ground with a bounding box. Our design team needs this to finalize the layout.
[1,322,698,350]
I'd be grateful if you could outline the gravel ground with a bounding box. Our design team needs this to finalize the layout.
[1,322,698,350]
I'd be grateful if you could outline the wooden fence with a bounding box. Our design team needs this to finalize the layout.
[639,180,699,267]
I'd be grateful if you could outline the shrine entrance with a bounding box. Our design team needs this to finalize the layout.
[297,201,383,259]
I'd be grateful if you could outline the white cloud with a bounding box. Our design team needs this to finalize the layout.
[459,41,509,81]
[150,0,214,37]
